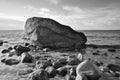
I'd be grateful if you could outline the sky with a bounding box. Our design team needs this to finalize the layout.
[0,0,120,30]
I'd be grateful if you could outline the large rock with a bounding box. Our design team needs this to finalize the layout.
[76,60,102,80]
[24,17,87,48]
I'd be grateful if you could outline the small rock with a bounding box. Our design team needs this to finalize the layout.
[92,52,100,55]
[67,58,80,65]
[102,53,108,56]
[108,49,116,52]
[43,48,50,52]
[17,68,33,75]
[36,60,52,69]
[57,67,68,77]
[8,47,13,51]
[24,43,30,46]
[26,69,49,80]
[8,51,16,57]
[100,67,110,72]
[5,59,19,65]
[77,53,84,62]
[19,52,33,63]
[70,66,76,76]
[1,49,9,54]
[15,45,31,56]
[1,58,6,63]
[66,75,76,80]
[94,61,103,67]
[107,64,120,72]
[0,40,3,46]
[58,58,67,65]
[115,56,120,59]
[45,66,57,78]
[52,61,63,69]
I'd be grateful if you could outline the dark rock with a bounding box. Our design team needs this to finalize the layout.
[45,66,57,78]
[24,43,30,46]
[115,56,120,59]
[8,47,13,51]
[92,52,100,55]
[36,60,52,69]
[57,67,68,77]
[17,68,33,75]
[27,69,49,80]
[67,58,80,65]
[94,61,103,67]
[1,58,6,63]
[76,60,102,80]
[24,17,87,48]
[0,40,3,46]
[14,45,30,56]
[102,53,108,56]
[58,58,67,65]
[107,64,120,72]
[108,49,116,52]
[1,49,9,54]
[5,59,19,65]
[19,52,33,63]
[52,61,63,69]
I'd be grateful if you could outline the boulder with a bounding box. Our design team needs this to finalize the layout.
[45,66,57,78]
[27,69,49,80]
[5,59,19,65]
[24,17,87,48]
[76,60,102,80]
[19,52,33,63]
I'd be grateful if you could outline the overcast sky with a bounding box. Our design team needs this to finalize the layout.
[0,0,120,30]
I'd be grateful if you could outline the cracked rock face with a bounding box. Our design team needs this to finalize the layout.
[24,17,87,48]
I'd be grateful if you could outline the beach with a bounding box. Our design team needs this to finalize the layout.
[0,30,120,80]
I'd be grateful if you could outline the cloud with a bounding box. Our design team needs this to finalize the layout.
[45,0,61,4]
[0,15,26,21]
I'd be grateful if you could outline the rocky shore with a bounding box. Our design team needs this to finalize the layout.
[0,17,120,80]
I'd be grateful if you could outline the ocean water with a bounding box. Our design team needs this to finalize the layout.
[0,30,120,45]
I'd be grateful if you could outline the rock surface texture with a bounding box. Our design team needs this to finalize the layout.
[24,17,87,48]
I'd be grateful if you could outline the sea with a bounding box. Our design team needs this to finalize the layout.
[0,30,120,45]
